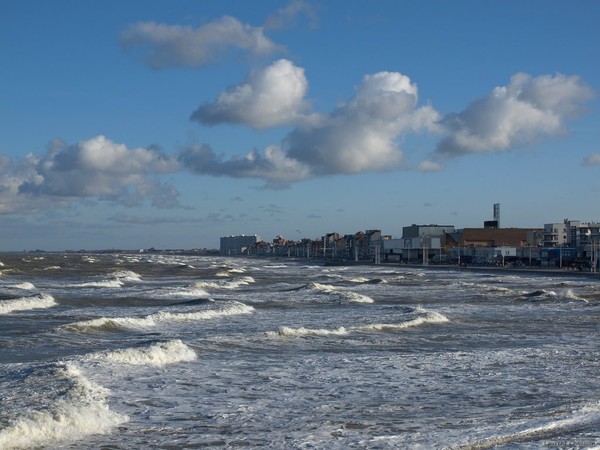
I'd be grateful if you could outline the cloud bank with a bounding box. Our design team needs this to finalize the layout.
[120,16,282,69]
[0,136,180,213]
[179,143,310,189]
[1,67,594,216]
[435,73,594,157]
[182,70,439,183]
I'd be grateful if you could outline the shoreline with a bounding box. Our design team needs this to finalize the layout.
[322,260,600,280]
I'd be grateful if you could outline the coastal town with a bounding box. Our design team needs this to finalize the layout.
[220,204,600,272]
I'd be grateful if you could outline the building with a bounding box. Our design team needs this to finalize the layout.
[447,227,542,265]
[220,235,261,256]
[401,224,455,263]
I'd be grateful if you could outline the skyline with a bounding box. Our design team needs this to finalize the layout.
[1,1,599,251]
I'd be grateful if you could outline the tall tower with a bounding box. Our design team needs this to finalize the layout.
[493,203,500,228]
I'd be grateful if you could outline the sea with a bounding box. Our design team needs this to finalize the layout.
[0,252,599,449]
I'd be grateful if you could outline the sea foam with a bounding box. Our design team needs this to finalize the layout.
[268,308,449,338]
[111,270,142,282]
[0,363,127,449]
[12,282,36,290]
[70,280,124,288]
[268,326,349,337]
[308,282,375,303]
[92,339,197,367]
[355,310,449,332]
[63,301,255,332]
[0,293,57,315]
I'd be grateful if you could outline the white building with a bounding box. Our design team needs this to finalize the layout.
[220,235,261,255]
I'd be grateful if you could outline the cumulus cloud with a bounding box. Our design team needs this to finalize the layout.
[435,73,594,157]
[120,16,282,69]
[183,70,440,185]
[583,153,600,166]
[191,59,309,129]
[0,136,180,214]
[179,143,310,188]
[286,71,440,174]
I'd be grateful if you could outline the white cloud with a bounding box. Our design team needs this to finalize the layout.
[184,70,440,185]
[191,59,309,129]
[0,136,180,214]
[120,16,282,69]
[286,71,440,174]
[582,153,600,166]
[436,73,594,157]
[179,143,310,188]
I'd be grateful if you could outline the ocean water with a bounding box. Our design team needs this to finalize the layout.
[0,253,599,449]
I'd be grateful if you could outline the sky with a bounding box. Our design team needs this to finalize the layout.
[1,0,599,251]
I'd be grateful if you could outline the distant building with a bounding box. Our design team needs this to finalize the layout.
[401,225,455,263]
[457,228,540,248]
[220,235,261,255]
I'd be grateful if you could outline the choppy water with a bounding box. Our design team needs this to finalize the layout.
[1,253,599,449]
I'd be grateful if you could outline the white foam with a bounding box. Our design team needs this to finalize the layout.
[309,282,336,292]
[0,363,128,449]
[12,282,36,290]
[339,291,375,304]
[70,280,124,288]
[111,270,142,282]
[308,282,374,304]
[268,309,448,338]
[44,265,61,270]
[192,276,255,290]
[152,302,255,322]
[356,310,449,332]
[63,301,254,332]
[150,286,211,299]
[63,315,158,332]
[0,293,57,315]
[459,401,600,449]
[268,326,349,337]
[564,289,588,303]
[349,277,370,283]
[93,339,197,367]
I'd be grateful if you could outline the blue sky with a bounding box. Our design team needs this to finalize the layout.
[1,0,599,251]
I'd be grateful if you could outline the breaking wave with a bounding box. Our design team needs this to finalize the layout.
[63,301,255,333]
[88,339,197,367]
[355,310,449,332]
[193,276,255,290]
[0,363,127,449]
[111,270,142,282]
[564,289,589,303]
[455,402,600,449]
[268,308,449,338]
[0,293,57,315]
[267,326,349,337]
[69,280,124,288]
[11,282,36,290]
[308,282,375,303]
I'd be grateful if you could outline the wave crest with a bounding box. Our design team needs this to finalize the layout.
[63,301,254,332]
[268,326,349,337]
[0,362,127,449]
[0,293,57,315]
[92,339,197,367]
